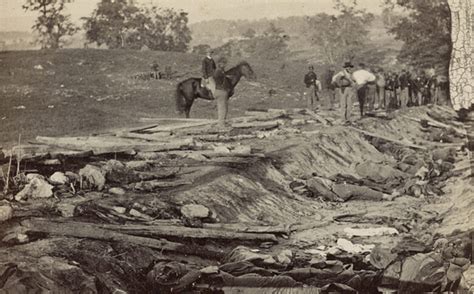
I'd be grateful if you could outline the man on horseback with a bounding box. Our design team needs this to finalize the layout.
[201,48,217,99]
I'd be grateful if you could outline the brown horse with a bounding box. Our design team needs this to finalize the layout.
[175,61,256,118]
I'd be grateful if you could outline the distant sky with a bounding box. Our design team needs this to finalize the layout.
[0,0,383,32]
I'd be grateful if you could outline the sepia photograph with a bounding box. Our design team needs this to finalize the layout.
[0,0,472,293]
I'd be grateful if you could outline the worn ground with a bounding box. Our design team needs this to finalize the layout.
[0,49,472,293]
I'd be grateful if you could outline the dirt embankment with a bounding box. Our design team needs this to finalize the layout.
[0,105,472,293]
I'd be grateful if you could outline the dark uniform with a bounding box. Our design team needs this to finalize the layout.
[398,72,410,108]
[201,56,216,96]
[202,57,216,80]
[304,69,320,109]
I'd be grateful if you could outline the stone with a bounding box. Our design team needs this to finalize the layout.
[49,172,69,185]
[213,145,231,153]
[42,159,61,165]
[125,160,151,170]
[57,203,76,217]
[129,209,153,220]
[108,187,126,195]
[336,238,375,254]
[26,173,45,182]
[65,171,80,182]
[275,249,293,266]
[113,206,127,214]
[0,205,13,222]
[15,177,54,201]
[79,165,105,191]
[180,204,210,219]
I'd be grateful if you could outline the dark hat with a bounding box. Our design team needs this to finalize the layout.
[343,62,354,68]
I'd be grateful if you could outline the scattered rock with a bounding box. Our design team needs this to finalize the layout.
[181,204,210,219]
[113,206,127,214]
[109,187,126,195]
[79,165,105,191]
[275,249,293,267]
[129,208,153,220]
[0,205,13,222]
[57,203,76,217]
[125,160,152,171]
[49,172,69,185]
[42,159,61,165]
[65,171,80,183]
[26,173,46,182]
[34,64,44,70]
[337,238,375,254]
[213,145,231,153]
[233,145,252,154]
[15,177,54,201]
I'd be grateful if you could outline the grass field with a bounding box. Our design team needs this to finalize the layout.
[0,49,317,147]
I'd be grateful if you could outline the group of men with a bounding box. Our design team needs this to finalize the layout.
[304,62,449,124]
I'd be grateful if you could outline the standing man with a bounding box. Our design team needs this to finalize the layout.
[332,61,355,124]
[326,66,337,110]
[352,63,376,117]
[304,65,321,110]
[213,57,230,127]
[376,68,386,110]
[202,48,217,99]
[398,69,410,109]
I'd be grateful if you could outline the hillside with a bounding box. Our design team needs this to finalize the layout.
[190,14,402,52]
[0,49,314,146]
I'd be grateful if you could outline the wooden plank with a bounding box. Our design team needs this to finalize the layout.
[145,120,216,133]
[196,286,320,294]
[115,132,172,141]
[21,218,226,259]
[34,136,195,154]
[89,222,279,242]
[232,120,282,129]
[347,127,427,150]
[304,109,331,125]
[140,117,211,123]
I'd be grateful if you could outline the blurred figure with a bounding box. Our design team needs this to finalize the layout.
[366,67,378,112]
[332,61,356,124]
[303,65,321,110]
[376,68,386,110]
[352,63,376,117]
[429,74,439,105]
[398,69,410,109]
[201,48,216,99]
[325,66,337,110]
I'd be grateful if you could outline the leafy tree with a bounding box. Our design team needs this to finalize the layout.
[215,23,289,60]
[242,28,256,39]
[82,0,140,49]
[82,0,191,51]
[383,0,451,72]
[306,0,374,65]
[23,0,79,49]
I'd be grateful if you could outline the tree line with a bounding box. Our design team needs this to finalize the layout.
[23,0,451,73]
[23,0,191,51]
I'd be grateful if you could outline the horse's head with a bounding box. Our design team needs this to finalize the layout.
[238,61,257,80]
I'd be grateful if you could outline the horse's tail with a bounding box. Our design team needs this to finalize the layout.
[175,82,187,114]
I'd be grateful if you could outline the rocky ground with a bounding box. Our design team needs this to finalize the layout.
[0,104,472,293]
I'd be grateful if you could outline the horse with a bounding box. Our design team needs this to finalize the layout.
[175,61,256,118]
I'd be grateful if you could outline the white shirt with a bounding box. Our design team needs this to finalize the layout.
[352,69,376,85]
[331,69,352,84]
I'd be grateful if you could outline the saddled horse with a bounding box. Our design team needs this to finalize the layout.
[175,61,256,118]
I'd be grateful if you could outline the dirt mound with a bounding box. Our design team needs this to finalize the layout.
[0,105,471,293]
